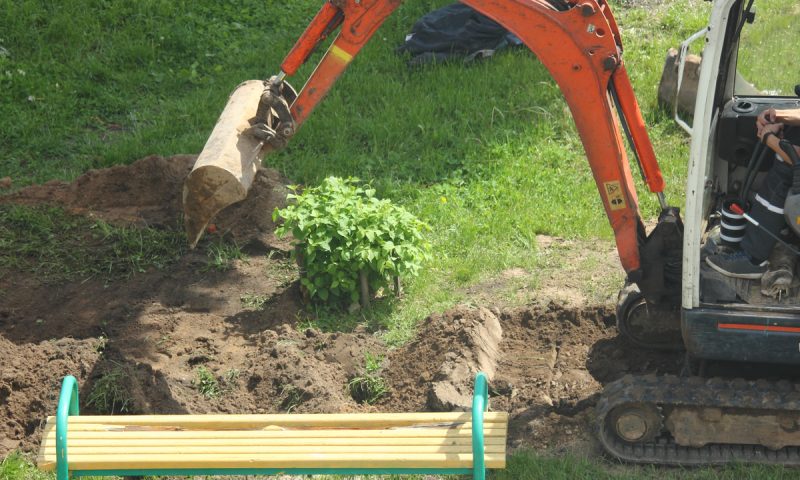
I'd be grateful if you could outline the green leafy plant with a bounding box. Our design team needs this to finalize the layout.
[348,352,389,405]
[194,366,221,398]
[274,177,430,306]
[86,363,132,414]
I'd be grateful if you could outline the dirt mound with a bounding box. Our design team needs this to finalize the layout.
[2,155,195,227]
[1,155,291,249]
[0,337,102,456]
[382,306,503,412]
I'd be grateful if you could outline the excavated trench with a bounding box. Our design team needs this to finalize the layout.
[0,155,685,458]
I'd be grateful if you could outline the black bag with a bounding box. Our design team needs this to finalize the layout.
[397,4,521,66]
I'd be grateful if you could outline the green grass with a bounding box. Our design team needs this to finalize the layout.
[0,453,53,480]
[0,0,709,338]
[0,204,184,282]
[86,362,133,414]
[736,1,800,96]
[193,365,221,398]
[348,352,390,405]
[202,237,246,272]
[493,451,795,480]
[1,449,796,480]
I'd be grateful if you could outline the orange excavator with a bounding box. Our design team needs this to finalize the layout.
[183,0,671,290]
[184,0,800,466]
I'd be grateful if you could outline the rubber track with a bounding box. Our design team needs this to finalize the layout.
[596,374,800,465]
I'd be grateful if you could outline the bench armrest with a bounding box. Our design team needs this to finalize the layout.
[57,376,80,480]
[472,371,488,480]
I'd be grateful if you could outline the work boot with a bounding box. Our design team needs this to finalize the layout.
[706,249,768,279]
[761,242,796,298]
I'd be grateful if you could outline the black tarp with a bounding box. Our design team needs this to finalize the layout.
[397,4,521,66]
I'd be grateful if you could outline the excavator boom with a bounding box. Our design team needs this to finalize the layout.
[183,0,676,289]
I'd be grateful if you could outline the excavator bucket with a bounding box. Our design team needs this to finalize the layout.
[182,80,272,248]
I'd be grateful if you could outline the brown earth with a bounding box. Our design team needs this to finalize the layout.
[0,156,683,461]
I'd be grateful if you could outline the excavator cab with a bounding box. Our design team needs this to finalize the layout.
[676,0,800,365]
[599,0,800,464]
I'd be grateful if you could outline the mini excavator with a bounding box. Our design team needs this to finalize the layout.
[183,0,800,466]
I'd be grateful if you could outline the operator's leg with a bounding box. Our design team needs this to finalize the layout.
[741,158,792,261]
[707,157,792,279]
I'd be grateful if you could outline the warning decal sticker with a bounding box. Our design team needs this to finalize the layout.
[604,181,626,211]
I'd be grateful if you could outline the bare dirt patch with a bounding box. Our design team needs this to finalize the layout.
[0,157,682,463]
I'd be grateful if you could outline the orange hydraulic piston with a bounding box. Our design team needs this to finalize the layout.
[281,2,343,76]
[612,64,665,194]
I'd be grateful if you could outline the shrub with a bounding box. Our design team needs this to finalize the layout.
[274,177,429,306]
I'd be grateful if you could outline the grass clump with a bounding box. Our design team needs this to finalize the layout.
[278,383,308,413]
[0,452,53,480]
[240,292,270,310]
[202,239,246,272]
[348,352,389,405]
[0,204,184,281]
[194,366,221,398]
[86,362,133,414]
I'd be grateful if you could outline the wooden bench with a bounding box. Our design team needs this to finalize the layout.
[37,372,507,479]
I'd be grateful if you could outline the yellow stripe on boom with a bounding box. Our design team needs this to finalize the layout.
[330,45,353,63]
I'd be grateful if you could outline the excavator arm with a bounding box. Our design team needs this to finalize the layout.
[183,0,679,294]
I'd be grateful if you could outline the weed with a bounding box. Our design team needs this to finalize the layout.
[86,363,132,414]
[95,335,108,353]
[156,334,171,347]
[223,368,240,387]
[240,292,270,310]
[348,352,388,405]
[202,239,246,272]
[278,383,307,413]
[194,366,221,398]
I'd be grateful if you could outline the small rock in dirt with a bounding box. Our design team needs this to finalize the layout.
[538,393,554,406]
[490,378,513,396]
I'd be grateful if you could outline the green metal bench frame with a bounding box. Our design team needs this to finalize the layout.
[53,372,494,479]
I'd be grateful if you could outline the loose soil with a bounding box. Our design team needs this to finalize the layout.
[0,156,683,463]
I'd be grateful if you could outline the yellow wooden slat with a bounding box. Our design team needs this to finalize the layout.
[45,412,508,429]
[40,435,507,448]
[38,443,507,459]
[41,427,507,440]
[54,421,506,432]
[40,437,506,452]
[40,452,507,470]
